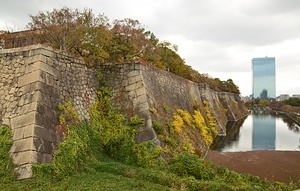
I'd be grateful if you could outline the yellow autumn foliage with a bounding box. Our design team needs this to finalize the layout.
[178,109,193,127]
[172,114,184,134]
[171,107,218,151]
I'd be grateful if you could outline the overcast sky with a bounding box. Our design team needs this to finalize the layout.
[1,0,300,96]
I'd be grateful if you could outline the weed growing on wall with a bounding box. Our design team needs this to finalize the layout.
[161,108,218,157]
[202,100,218,138]
[193,110,214,147]
[152,120,164,135]
[56,100,80,139]
[0,125,17,183]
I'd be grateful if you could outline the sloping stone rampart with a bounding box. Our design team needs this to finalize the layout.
[0,45,247,179]
[99,62,248,146]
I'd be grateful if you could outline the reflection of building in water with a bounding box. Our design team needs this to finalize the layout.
[252,114,276,150]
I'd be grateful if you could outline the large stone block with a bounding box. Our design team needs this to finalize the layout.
[30,61,57,76]
[30,81,59,98]
[40,47,55,58]
[33,137,54,154]
[35,111,46,127]
[11,150,53,167]
[18,70,45,87]
[135,87,146,97]
[33,125,57,143]
[38,92,51,108]
[128,76,142,85]
[135,127,156,143]
[125,81,144,92]
[18,91,41,106]
[10,138,34,153]
[10,111,36,129]
[24,54,47,66]
[127,70,140,78]
[15,164,32,180]
[13,124,55,143]
[13,102,38,116]
[11,150,36,165]
[12,127,24,141]
[18,84,31,96]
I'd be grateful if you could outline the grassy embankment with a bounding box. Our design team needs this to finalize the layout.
[1,124,299,191]
[1,88,300,191]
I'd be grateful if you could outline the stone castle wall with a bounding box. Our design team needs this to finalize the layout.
[0,45,247,179]
[0,45,98,179]
[99,62,248,143]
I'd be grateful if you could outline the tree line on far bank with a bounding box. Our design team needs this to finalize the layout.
[246,97,300,114]
[0,7,240,94]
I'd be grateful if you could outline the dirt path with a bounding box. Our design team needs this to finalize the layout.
[205,150,300,183]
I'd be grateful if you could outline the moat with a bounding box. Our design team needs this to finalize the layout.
[211,112,300,152]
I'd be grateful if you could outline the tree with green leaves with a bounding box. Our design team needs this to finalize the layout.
[284,97,300,107]
[110,18,156,62]
[27,7,112,64]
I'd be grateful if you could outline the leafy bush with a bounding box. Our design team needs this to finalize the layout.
[89,100,137,163]
[169,152,214,180]
[284,97,300,107]
[133,141,163,167]
[52,123,96,177]
[56,100,80,139]
[0,126,16,182]
[152,121,164,135]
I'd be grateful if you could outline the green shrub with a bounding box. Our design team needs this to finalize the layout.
[152,121,164,135]
[89,101,136,162]
[51,123,95,178]
[56,100,80,139]
[133,141,163,167]
[0,126,17,182]
[169,152,214,180]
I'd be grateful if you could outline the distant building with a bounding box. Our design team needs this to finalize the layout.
[0,29,39,49]
[277,94,290,101]
[260,89,268,99]
[252,57,276,99]
[292,94,300,98]
[241,96,251,102]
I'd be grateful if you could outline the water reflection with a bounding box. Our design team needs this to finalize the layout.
[211,112,300,152]
[252,113,275,150]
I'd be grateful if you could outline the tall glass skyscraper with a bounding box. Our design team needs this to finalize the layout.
[252,57,276,99]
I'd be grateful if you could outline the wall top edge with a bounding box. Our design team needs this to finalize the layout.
[0,44,83,61]
[0,44,50,53]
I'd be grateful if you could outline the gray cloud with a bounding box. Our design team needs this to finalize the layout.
[148,0,300,46]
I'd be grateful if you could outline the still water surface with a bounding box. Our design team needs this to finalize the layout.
[211,113,300,152]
